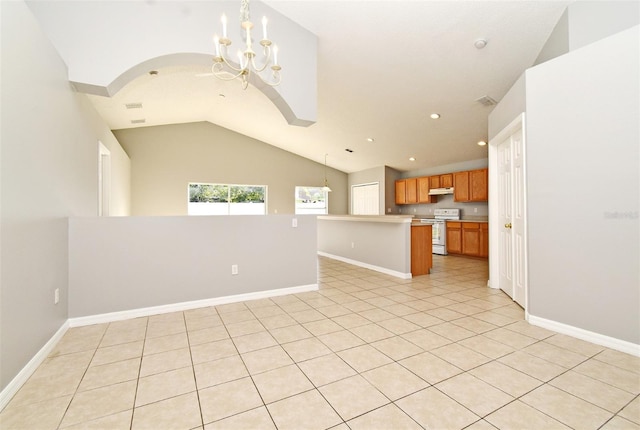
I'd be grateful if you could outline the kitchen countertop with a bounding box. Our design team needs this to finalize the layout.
[412,217,488,223]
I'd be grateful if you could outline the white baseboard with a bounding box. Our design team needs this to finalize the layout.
[68,283,318,327]
[318,251,412,280]
[0,283,318,412]
[527,313,640,357]
[0,320,70,411]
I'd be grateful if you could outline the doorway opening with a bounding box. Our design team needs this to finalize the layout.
[98,141,111,216]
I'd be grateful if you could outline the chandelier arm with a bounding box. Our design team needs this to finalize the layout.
[248,44,271,73]
[217,45,244,73]
[212,63,246,81]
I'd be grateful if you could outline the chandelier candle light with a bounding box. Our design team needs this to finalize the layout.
[212,0,281,89]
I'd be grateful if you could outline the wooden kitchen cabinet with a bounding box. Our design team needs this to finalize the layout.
[405,178,417,203]
[395,178,418,204]
[440,174,453,188]
[417,176,436,203]
[395,180,406,204]
[454,169,488,202]
[480,223,489,257]
[470,168,488,201]
[446,221,488,258]
[453,171,470,202]
[462,223,481,256]
[446,222,462,254]
[411,225,433,275]
[429,175,440,189]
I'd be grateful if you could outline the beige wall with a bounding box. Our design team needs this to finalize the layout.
[114,122,348,216]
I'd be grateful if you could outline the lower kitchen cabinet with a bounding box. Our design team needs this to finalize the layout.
[446,222,462,254]
[446,221,488,258]
[462,223,481,256]
[411,225,433,275]
[480,223,489,257]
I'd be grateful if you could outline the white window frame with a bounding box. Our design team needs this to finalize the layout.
[188,182,267,216]
[295,186,328,215]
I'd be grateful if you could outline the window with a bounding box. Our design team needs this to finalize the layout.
[295,186,328,214]
[188,183,266,215]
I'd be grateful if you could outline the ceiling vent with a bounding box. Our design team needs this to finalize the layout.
[475,95,497,106]
[125,103,143,109]
[130,119,146,124]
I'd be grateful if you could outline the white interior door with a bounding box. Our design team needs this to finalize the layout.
[351,183,380,215]
[490,114,527,309]
[497,137,513,298]
[512,127,526,306]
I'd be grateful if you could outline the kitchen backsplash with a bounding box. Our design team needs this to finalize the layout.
[394,194,489,218]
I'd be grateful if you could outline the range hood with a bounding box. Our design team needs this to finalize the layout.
[428,187,454,195]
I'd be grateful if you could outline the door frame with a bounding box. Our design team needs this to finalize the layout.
[488,113,528,311]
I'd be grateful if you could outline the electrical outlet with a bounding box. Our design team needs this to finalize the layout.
[54,288,60,305]
[351,242,355,249]
[474,207,478,213]
[231,264,238,275]
[387,208,391,213]
[274,209,278,214]
[292,218,298,228]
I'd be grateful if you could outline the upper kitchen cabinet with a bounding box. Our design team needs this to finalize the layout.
[429,174,453,189]
[405,178,417,203]
[454,169,488,202]
[440,174,453,188]
[453,171,470,202]
[395,178,418,205]
[418,177,436,203]
[395,180,407,204]
[470,169,489,201]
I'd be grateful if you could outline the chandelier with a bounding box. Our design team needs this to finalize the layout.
[212,0,281,89]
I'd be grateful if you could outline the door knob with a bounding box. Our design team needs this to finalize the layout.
[504,223,512,229]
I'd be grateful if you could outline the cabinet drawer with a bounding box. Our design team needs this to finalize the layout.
[462,223,480,229]
[446,222,461,228]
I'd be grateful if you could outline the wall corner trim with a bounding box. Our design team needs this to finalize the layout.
[527,313,640,357]
[318,251,412,280]
[0,320,70,412]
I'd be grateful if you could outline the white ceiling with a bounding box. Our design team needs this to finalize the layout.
[87,1,570,174]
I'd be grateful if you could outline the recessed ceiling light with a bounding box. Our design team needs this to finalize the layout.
[409,157,416,161]
[477,140,487,146]
[430,113,440,119]
[366,137,374,143]
[474,39,488,49]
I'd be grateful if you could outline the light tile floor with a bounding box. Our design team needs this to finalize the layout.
[1,255,639,429]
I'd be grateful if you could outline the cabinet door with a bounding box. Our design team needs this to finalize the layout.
[480,223,489,257]
[446,222,462,254]
[405,178,418,203]
[470,169,488,201]
[429,175,440,189]
[395,180,407,204]
[417,177,434,203]
[453,171,469,202]
[440,174,453,188]
[462,223,481,256]
[411,226,432,275]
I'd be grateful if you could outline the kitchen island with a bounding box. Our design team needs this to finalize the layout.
[317,215,432,278]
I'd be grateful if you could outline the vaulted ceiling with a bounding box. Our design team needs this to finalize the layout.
[86,1,570,173]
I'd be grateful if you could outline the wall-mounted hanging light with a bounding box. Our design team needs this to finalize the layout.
[322,154,332,192]
[212,0,281,89]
